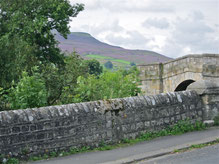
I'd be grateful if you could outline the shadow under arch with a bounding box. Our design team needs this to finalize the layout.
[174,79,195,92]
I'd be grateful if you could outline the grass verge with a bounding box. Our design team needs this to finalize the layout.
[173,138,219,153]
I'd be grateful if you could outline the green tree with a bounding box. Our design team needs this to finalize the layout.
[0,0,84,87]
[104,61,113,69]
[84,59,103,76]
[0,0,84,64]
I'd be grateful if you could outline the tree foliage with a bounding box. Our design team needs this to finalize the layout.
[40,63,64,105]
[104,61,113,69]
[0,36,37,88]
[40,52,88,105]
[0,0,84,87]
[84,59,103,76]
[0,0,84,64]
[8,68,47,109]
[74,70,141,103]
[59,52,88,104]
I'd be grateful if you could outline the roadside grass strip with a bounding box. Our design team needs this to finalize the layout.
[173,138,219,153]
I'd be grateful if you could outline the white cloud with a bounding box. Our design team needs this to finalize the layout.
[69,0,219,58]
[142,18,170,29]
[91,19,124,35]
[105,31,152,49]
[161,11,219,57]
[72,0,174,13]
[190,10,205,20]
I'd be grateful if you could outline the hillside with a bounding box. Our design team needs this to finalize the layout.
[55,32,172,66]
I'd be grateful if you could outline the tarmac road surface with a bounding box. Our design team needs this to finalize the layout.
[138,143,219,164]
[31,127,219,164]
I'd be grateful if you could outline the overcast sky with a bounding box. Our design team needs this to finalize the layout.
[69,0,219,58]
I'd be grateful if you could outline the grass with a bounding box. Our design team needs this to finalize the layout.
[0,119,207,164]
[85,54,131,67]
[113,59,130,64]
[173,138,219,153]
[86,54,113,60]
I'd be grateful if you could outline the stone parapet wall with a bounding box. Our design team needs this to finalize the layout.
[162,55,203,79]
[0,91,203,157]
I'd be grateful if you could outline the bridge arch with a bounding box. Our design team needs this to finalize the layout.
[174,79,195,92]
[162,71,201,93]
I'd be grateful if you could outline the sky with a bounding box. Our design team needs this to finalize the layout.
[69,0,219,58]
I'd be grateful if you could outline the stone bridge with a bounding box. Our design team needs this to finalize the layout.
[1,54,219,158]
[137,54,219,95]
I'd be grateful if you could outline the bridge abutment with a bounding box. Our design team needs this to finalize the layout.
[188,80,219,122]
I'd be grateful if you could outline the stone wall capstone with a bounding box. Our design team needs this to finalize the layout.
[0,91,204,157]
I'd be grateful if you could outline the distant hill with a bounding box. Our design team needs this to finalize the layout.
[55,32,172,66]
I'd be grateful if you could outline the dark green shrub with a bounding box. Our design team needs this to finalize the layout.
[84,59,103,76]
[213,114,219,126]
[104,61,113,69]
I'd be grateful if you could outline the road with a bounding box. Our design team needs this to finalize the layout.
[138,143,219,164]
[31,127,219,164]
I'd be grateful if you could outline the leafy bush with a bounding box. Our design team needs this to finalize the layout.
[104,61,113,69]
[8,68,47,109]
[74,70,141,102]
[120,66,139,77]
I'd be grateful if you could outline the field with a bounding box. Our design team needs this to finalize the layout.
[85,54,132,68]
